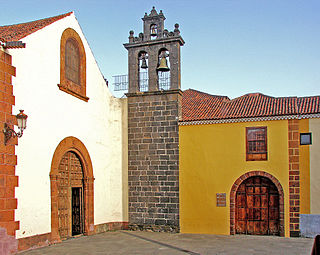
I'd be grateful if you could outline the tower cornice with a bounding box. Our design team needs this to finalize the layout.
[124,36,185,49]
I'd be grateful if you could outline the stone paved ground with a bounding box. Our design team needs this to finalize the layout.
[19,230,314,255]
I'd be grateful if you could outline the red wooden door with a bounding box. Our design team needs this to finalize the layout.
[58,151,84,239]
[236,176,279,235]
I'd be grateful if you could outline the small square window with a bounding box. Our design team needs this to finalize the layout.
[300,133,312,145]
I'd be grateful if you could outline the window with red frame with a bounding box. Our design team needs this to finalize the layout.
[246,127,267,161]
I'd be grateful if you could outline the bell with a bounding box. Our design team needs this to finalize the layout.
[157,56,170,72]
[140,58,148,69]
[150,26,157,36]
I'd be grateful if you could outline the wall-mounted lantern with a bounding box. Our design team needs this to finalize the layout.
[3,110,28,145]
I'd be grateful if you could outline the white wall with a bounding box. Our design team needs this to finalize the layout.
[8,13,127,238]
[310,118,320,214]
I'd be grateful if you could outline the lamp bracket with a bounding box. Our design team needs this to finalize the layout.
[3,123,23,145]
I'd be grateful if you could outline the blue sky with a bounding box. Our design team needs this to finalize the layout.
[1,0,319,99]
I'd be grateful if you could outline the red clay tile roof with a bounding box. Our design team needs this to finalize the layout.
[182,89,230,121]
[0,12,72,43]
[182,89,320,121]
[298,96,320,114]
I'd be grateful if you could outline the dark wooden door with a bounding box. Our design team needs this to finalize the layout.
[236,176,279,235]
[72,187,83,236]
[58,151,84,239]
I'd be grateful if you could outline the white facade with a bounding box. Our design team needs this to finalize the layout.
[7,13,128,238]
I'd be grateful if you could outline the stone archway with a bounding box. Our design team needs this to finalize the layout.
[50,137,94,242]
[230,171,284,237]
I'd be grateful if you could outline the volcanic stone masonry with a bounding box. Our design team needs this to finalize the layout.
[127,90,181,231]
[124,7,184,231]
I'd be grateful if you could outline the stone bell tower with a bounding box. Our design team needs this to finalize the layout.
[124,7,184,231]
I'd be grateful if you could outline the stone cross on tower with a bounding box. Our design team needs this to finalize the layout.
[124,7,184,231]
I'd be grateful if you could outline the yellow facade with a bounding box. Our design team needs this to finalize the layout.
[309,118,320,214]
[179,120,292,237]
[299,119,310,215]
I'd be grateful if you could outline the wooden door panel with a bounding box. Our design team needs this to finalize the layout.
[269,208,279,220]
[237,194,246,207]
[247,195,254,207]
[261,186,267,193]
[235,176,280,236]
[237,208,246,220]
[261,195,268,207]
[247,221,254,234]
[236,221,246,234]
[260,221,268,235]
[254,195,261,207]
[269,221,279,235]
[58,152,84,239]
[269,194,279,207]
[261,208,268,220]
[253,208,261,220]
[238,183,245,192]
[254,221,261,234]
[247,186,254,193]
[246,178,254,185]
[269,184,278,193]
[247,208,253,220]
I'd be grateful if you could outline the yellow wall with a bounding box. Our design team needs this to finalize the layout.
[310,118,320,214]
[179,120,290,237]
[299,119,310,214]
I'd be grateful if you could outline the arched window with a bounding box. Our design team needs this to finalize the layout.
[65,39,80,85]
[59,28,88,102]
[157,48,170,90]
[150,24,157,39]
[138,51,148,91]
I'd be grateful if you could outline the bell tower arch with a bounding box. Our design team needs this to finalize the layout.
[124,7,184,231]
[125,7,184,93]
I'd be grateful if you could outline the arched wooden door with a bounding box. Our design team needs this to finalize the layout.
[58,151,84,239]
[236,176,280,235]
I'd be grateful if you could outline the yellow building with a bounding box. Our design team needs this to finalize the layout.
[179,89,320,237]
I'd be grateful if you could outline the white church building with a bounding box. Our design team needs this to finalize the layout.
[0,12,128,252]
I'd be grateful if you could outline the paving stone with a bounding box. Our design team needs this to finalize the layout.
[19,231,314,255]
